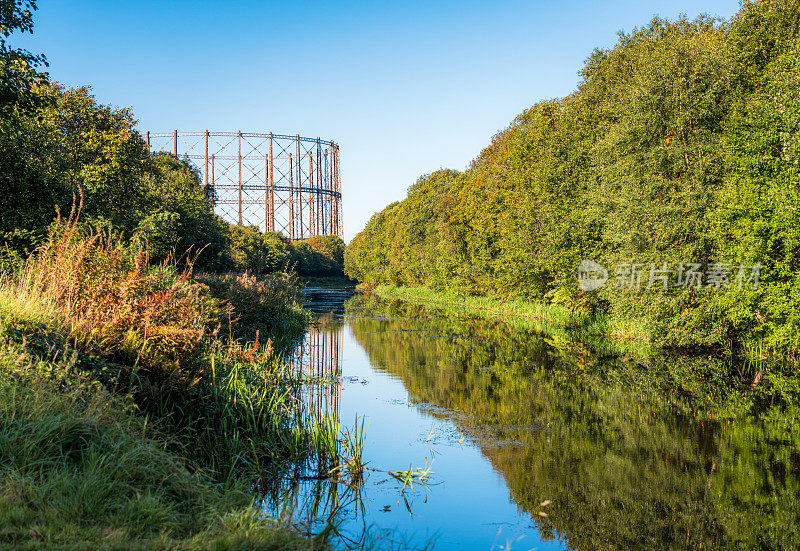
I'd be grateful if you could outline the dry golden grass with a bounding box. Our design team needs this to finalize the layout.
[4,209,220,388]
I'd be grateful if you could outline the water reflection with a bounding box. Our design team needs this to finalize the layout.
[290,313,343,422]
[345,295,800,550]
[273,290,800,550]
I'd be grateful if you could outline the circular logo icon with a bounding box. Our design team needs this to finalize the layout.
[578,260,608,292]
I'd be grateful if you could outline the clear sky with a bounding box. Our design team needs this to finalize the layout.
[15,0,741,242]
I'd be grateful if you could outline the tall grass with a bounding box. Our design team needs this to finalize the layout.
[0,213,359,546]
[370,284,654,358]
[0,338,327,549]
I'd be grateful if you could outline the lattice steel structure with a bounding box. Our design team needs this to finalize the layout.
[146,131,342,240]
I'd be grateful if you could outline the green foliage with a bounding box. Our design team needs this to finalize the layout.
[222,227,346,277]
[196,271,308,349]
[345,2,800,355]
[0,0,45,118]
[226,225,285,274]
[347,296,800,550]
[713,3,800,352]
[293,235,346,276]
[301,235,345,266]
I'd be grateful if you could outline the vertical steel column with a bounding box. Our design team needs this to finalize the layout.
[237,131,242,225]
[316,138,322,235]
[295,135,302,240]
[264,155,269,233]
[289,153,294,240]
[308,155,314,236]
[269,133,274,232]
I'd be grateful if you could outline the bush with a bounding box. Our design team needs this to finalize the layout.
[345,2,800,355]
[5,213,222,395]
[195,271,308,349]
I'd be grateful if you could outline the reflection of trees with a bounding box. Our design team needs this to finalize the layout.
[289,312,343,423]
[346,297,800,550]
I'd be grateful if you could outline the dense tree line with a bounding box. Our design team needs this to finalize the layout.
[0,0,344,276]
[348,297,800,550]
[345,0,800,353]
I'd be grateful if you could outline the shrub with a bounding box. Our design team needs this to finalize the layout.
[195,271,308,350]
[6,212,220,391]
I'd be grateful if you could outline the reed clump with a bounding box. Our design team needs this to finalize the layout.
[0,211,356,547]
[7,211,220,393]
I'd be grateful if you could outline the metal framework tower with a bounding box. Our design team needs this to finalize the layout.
[146,130,342,240]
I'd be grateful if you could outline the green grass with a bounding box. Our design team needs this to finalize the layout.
[369,284,654,358]
[0,337,328,550]
[0,220,355,549]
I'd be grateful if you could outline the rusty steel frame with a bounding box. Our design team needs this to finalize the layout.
[146,130,342,240]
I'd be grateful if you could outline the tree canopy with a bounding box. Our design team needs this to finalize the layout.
[345,0,800,354]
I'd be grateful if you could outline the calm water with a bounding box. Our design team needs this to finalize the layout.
[271,289,800,551]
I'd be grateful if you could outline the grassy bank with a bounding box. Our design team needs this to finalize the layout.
[368,285,653,357]
[0,337,325,549]
[0,218,356,549]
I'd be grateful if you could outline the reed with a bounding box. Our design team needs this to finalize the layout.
[388,461,433,493]
[340,416,367,480]
[0,337,326,548]
[0,213,361,547]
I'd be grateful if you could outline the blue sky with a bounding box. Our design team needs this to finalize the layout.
[15,0,740,241]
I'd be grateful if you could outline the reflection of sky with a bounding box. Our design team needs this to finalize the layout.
[288,315,568,551]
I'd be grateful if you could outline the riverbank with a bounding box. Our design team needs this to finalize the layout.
[367,285,795,364]
[299,275,357,290]
[367,285,654,358]
[0,336,326,549]
[0,220,339,549]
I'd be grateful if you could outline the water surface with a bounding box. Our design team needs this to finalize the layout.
[273,289,800,550]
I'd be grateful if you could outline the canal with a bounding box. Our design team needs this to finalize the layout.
[269,288,799,550]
